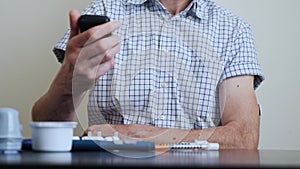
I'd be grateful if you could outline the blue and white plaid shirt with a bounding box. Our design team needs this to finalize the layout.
[53,0,264,129]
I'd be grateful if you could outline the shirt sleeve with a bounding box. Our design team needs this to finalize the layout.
[222,22,265,89]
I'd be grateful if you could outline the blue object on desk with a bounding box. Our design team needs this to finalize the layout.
[73,140,155,151]
[21,139,32,150]
[22,139,155,152]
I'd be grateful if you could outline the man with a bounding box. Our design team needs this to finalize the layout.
[32,0,264,149]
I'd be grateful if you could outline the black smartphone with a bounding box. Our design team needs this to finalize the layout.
[78,15,110,32]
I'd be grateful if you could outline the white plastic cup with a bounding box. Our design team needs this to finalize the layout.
[30,122,77,152]
[0,108,22,139]
[0,108,23,153]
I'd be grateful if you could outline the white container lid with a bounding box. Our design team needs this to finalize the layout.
[30,122,78,128]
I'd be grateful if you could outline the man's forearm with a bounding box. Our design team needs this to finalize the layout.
[31,65,85,121]
[185,125,259,149]
[87,123,259,150]
[31,90,76,121]
[31,88,87,122]
[147,126,258,149]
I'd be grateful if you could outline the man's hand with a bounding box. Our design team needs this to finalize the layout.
[63,10,121,94]
[83,124,192,144]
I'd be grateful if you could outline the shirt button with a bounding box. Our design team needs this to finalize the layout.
[165,21,171,27]
[158,115,165,120]
[164,49,169,55]
[161,83,168,88]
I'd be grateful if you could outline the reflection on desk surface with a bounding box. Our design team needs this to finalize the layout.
[1,149,300,168]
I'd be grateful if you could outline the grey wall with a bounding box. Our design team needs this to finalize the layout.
[0,0,299,150]
[214,0,300,150]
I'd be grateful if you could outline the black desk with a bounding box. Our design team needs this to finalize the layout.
[1,149,300,168]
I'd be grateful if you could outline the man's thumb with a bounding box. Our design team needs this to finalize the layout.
[69,9,80,39]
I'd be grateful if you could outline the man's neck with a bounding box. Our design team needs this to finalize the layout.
[159,0,192,16]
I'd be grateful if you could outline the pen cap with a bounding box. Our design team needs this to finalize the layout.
[206,143,219,150]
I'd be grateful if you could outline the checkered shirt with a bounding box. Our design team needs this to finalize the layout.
[53,0,265,129]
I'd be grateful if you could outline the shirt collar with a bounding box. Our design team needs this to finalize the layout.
[126,0,210,19]
[189,0,210,19]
